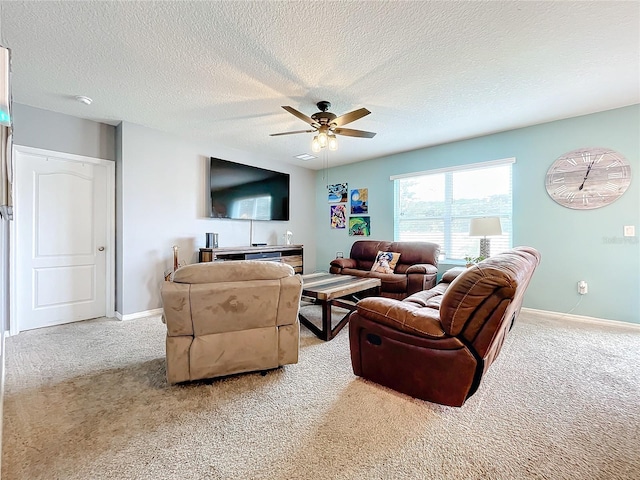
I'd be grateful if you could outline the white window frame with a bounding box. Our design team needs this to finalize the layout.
[391,157,515,262]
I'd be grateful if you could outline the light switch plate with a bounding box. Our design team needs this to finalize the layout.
[623,225,635,237]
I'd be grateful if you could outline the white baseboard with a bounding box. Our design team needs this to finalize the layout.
[112,306,640,329]
[115,308,164,322]
[521,307,640,330]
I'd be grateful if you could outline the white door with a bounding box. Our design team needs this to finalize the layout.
[14,148,110,331]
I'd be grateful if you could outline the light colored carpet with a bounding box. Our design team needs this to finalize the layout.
[2,308,640,480]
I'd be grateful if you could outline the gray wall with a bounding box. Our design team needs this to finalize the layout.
[11,106,317,317]
[12,104,116,160]
[315,105,640,324]
[117,122,317,316]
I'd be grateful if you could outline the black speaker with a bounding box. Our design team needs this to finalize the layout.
[206,233,218,248]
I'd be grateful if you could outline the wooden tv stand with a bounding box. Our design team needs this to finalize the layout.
[199,245,303,274]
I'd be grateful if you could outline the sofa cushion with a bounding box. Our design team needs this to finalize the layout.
[389,241,440,270]
[440,263,517,337]
[370,251,401,274]
[350,240,392,270]
[338,268,407,293]
[356,297,447,339]
[189,280,281,336]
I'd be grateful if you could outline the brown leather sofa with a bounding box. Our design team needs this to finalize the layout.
[329,240,440,300]
[161,260,302,384]
[348,246,540,407]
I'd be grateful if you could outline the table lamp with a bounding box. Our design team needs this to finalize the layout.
[469,217,502,258]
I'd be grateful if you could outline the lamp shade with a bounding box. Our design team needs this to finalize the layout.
[469,217,502,237]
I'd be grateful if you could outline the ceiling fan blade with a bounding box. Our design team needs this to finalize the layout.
[331,107,371,127]
[282,106,319,127]
[333,128,377,138]
[269,129,315,137]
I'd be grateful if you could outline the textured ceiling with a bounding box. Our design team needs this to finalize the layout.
[1,1,639,170]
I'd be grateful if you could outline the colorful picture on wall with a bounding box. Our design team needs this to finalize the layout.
[330,204,346,229]
[350,188,368,214]
[349,216,371,236]
[328,183,348,203]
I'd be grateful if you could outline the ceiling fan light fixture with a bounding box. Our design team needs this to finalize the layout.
[311,136,321,152]
[272,102,375,151]
[317,130,328,148]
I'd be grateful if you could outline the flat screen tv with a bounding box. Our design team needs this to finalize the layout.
[209,157,290,221]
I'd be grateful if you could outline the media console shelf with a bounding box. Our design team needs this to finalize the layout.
[199,245,304,274]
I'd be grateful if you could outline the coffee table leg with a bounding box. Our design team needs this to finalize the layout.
[300,290,372,341]
[322,300,332,341]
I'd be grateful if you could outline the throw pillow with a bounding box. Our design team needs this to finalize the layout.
[371,251,401,274]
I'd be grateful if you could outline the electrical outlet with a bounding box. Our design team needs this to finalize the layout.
[578,280,588,295]
[336,251,344,259]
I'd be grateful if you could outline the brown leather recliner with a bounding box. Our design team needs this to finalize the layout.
[348,247,541,407]
[329,240,440,300]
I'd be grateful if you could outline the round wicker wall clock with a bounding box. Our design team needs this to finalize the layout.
[545,147,632,210]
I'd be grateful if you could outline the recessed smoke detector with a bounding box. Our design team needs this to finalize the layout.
[75,95,92,105]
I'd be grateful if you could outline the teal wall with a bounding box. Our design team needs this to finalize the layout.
[315,105,640,324]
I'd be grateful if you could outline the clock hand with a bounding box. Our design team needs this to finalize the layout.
[578,161,595,191]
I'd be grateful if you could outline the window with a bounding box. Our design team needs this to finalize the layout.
[393,158,514,261]
[231,195,272,220]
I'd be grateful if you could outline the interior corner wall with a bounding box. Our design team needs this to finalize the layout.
[115,123,123,314]
[118,122,317,317]
[315,105,640,324]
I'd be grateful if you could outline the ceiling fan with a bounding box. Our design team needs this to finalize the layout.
[270,101,376,151]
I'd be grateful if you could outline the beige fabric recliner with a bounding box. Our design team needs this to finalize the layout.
[161,260,302,384]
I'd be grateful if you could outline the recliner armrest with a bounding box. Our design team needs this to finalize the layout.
[330,258,357,270]
[405,263,439,295]
[440,267,466,284]
[405,263,438,275]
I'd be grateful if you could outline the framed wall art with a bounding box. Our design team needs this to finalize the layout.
[328,183,348,203]
[330,204,346,229]
[350,188,368,214]
[349,216,370,236]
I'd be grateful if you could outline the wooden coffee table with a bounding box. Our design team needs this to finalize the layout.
[299,273,381,341]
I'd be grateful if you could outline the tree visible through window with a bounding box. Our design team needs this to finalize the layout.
[393,160,513,261]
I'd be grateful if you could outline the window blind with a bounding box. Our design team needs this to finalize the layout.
[394,158,514,261]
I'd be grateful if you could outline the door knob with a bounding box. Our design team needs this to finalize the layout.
[98,246,105,251]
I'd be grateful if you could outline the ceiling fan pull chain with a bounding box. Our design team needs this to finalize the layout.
[324,149,330,188]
